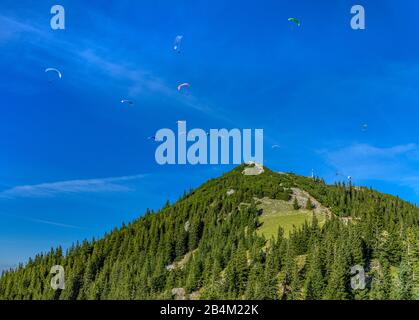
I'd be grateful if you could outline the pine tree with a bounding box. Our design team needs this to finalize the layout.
[185,256,202,292]
[395,252,414,300]
[324,244,348,300]
[304,246,324,300]
[244,263,265,299]
[306,198,314,210]
[288,262,302,300]
[370,258,392,300]
[293,198,300,210]
[0,164,418,300]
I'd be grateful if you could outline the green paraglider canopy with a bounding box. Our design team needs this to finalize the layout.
[288,17,301,26]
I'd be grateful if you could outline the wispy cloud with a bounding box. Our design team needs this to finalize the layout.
[0,14,43,42]
[25,218,82,229]
[319,143,419,195]
[320,143,417,178]
[0,211,83,229]
[0,14,215,115]
[0,174,146,199]
[77,49,213,112]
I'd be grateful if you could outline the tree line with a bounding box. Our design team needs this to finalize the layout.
[0,165,417,300]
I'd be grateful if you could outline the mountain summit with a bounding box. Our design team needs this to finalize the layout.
[0,164,417,300]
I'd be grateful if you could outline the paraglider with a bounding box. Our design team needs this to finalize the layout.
[120,99,134,106]
[361,124,368,132]
[177,83,190,92]
[271,144,280,149]
[288,17,301,27]
[45,68,62,82]
[173,35,183,53]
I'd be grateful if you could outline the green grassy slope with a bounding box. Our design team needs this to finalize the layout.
[0,164,417,300]
[258,209,325,239]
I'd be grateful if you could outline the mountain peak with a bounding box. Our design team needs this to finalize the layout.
[0,165,417,300]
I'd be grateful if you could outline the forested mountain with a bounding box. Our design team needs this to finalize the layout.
[0,164,417,300]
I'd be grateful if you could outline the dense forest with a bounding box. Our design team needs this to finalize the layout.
[0,164,417,300]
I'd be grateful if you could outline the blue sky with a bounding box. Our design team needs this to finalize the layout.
[1,0,419,270]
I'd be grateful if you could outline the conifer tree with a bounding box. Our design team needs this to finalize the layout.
[304,246,324,300]
[306,198,314,210]
[324,244,348,300]
[293,198,300,210]
[395,252,414,300]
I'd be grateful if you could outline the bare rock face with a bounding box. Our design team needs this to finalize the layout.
[189,291,201,300]
[165,250,196,271]
[290,187,332,218]
[184,220,190,232]
[242,162,264,176]
[166,264,176,271]
[226,189,235,196]
[171,288,186,300]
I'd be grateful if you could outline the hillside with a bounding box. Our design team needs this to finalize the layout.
[0,164,418,300]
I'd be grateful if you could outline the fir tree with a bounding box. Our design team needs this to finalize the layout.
[293,198,300,210]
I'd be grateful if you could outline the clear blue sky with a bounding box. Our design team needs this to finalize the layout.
[1,0,419,270]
